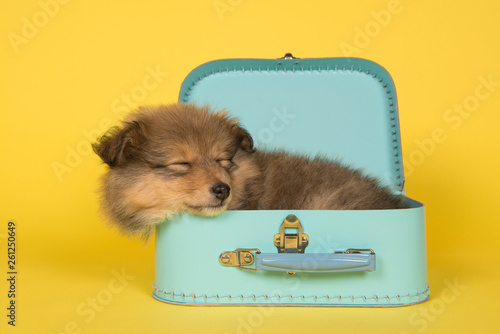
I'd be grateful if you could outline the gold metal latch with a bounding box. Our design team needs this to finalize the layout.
[274,214,309,253]
[219,249,260,271]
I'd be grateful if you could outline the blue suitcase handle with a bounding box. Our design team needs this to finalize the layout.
[255,251,376,273]
[219,249,375,273]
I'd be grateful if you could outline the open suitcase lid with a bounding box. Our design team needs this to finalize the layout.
[179,54,404,194]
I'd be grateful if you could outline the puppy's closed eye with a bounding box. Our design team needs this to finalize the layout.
[168,162,192,173]
[151,162,191,176]
[217,159,236,172]
[170,162,191,167]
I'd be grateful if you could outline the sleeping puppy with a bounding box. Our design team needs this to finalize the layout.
[93,103,404,238]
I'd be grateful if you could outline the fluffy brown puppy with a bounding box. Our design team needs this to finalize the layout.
[93,103,404,238]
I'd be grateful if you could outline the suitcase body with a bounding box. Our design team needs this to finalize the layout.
[152,55,429,306]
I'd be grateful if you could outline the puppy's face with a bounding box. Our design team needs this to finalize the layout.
[145,130,240,217]
[93,104,254,221]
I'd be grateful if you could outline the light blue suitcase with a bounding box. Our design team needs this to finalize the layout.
[153,54,429,306]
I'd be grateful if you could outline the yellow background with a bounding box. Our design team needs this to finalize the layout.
[1,0,499,333]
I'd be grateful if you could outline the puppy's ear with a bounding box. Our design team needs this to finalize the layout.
[92,121,145,167]
[215,109,254,153]
[237,126,254,153]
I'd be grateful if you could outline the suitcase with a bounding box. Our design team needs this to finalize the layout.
[152,54,429,307]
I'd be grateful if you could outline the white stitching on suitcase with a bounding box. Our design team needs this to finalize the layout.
[153,284,430,304]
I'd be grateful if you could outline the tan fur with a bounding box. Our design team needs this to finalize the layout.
[93,103,405,239]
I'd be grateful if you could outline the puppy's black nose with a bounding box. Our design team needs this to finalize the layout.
[212,182,230,201]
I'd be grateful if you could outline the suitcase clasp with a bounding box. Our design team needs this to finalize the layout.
[274,215,309,253]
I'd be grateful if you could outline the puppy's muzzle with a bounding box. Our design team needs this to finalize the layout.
[211,182,230,201]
